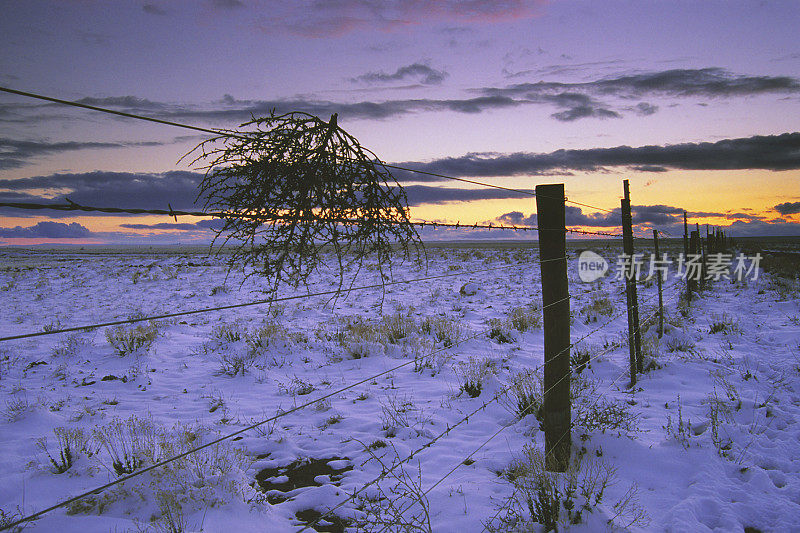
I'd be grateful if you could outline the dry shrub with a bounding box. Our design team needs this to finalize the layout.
[487,446,648,531]
[183,111,423,294]
[453,357,496,398]
[509,304,543,332]
[420,315,465,347]
[502,369,543,421]
[105,322,159,356]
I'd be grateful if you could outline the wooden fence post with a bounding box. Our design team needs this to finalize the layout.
[707,226,715,254]
[683,212,691,303]
[621,180,642,381]
[697,223,707,290]
[536,183,571,472]
[690,230,700,290]
[653,229,664,339]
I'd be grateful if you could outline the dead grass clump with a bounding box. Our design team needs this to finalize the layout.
[420,315,465,347]
[453,357,496,398]
[502,369,543,421]
[509,304,543,332]
[36,427,91,474]
[581,293,614,324]
[105,322,159,356]
[68,419,252,528]
[245,320,287,353]
[665,330,696,353]
[380,310,418,344]
[488,318,515,344]
[93,415,161,476]
[487,446,648,531]
[708,312,741,335]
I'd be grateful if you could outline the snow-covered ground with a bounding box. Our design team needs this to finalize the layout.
[0,243,798,532]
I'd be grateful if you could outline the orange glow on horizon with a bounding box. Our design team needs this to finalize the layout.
[1,167,799,244]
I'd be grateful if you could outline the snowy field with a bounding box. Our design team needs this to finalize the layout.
[0,241,799,532]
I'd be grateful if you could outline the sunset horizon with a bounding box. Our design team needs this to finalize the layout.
[2,0,799,245]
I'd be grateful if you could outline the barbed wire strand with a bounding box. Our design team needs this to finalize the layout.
[384,312,674,531]
[2,262,681,531]
[307,282,680,531]
[17,268,677,533]
[480,362,634,532]
[299,279,644,529]
[299,294,613,531]
[0,260,546,343]
[0,200,626,236]
[0,321,498,531]
[481,289,684,531]
[0,86,618,216]
[375,283,684,532]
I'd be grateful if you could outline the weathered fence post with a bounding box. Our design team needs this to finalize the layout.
[690,229,700,291]
[697,223,707,290]
[653,229,664,338]
[707,226,715,254]
[536,183,571,472]
[683,212,691,303]
[621,180,642,379]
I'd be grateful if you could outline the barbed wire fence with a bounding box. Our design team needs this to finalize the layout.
[0,85,724,531]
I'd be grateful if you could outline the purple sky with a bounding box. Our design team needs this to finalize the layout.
[1,0,799,243]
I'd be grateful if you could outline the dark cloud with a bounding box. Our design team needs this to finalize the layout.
[478,68,800,120]
[0,221,93,238]
[496,207,616,228]
[0,170,203,216]
[496,204,730,231]
[352,63,448,85]
[527,92,620,122]
[631,165,668,173]
[75,96,168,110]
[564,206,617,227]
[211,0,245,8]
[120,222,203,230]
[167,94,527,122]
[0,92,526,125]
[391,132,800,180]
[403,184,533,206]
[497,211,526,224]
[726,213,765,221]
[3,68,796,128]
[0,138,125,170]
[0,191,40,201]
[774,201,800,215]
[551,105,620,122]
[482,68,800,100]
[596,68,800,97]
[0,170,530,219]
[725,219,800,237]
[120,219,225,231]
[630,204,685,225]
[142,4,167,15]
[0,136,189,170]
